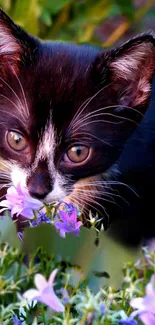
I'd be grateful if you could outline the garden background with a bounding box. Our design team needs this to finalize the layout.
[1,0,155,47]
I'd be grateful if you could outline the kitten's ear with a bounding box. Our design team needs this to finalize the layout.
[0,9,38,70]
[95,35,155,110]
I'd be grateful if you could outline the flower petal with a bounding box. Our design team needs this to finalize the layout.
[59,210,69,222]
[146,274,155,296]
[130,297,144,310]
[48,269,58,286]
[20,208,34,219]
[23,289,39,300]
[59,229,66,238]
[70,209,77,222]
[73,228,80,236]
[34,274,48,291]
[139,311,155,325]
[37,288,65,312]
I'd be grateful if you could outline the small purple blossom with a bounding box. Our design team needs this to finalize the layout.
[130,274,155,325]
[30,213,52,227]
[58,201,79,216]
[57,288,70,304]
[23,269,64,312]
[0,183,43,219]
[54,209,82,238]
[12,315,22,325]
[99,303,106,315]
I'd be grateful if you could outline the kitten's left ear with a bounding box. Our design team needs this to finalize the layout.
[95,35,155,110]
[0,9,38,70]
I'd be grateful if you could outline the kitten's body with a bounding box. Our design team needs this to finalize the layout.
[107,77,155,246]
[0,9,155,245]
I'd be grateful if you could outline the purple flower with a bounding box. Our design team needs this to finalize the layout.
[0,183,43,219]
[54,209,82,238]
[30,213,51,227]
[57,288,70,304]
[118,318,138,325]
[99,303,106,315]
[58,201,78,215]
[23,269,64,312]
[130,274,155,325]
[12,315,22,325]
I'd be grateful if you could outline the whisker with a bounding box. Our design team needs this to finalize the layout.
[70,105,143,131]
[13,72,29,119]
[0,77,23,109]
[0,109,27,128]
[0,94,23,113]
[0,193,7,200]
[67,194,91,218]
[75,188,116,205]
[74,179,138,197]
[72,113,138,134]
[0,175,11,181]
[68,82,113,131]
[73,193,102,217]
[71,132,112,146]
[77,191,109,217]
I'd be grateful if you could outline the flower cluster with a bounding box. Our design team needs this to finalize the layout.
[54,209,82,238]
[0,182,83,239]
[0,243,155,325]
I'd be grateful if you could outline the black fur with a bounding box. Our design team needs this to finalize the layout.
[0,9,155,244]
[107,76,155,246]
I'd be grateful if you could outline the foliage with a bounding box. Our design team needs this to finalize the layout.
[0,243,155,324]
[0,0,154,45]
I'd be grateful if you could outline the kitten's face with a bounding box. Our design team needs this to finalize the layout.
[0,10,155,226]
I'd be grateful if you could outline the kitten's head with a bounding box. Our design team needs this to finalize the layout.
[0,9,155,226]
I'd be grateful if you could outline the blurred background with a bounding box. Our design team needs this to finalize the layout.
[1,0,155,48]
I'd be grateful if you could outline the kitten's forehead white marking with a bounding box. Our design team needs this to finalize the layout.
[31,121,68,202]
[34,122,56,166]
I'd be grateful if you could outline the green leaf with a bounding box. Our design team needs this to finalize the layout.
[12,0,39,35]
[23,225,98,273]
[0,213,21,249]
[115,0,134,19]
[23,224,140,291]
[40,9,52,26]
[43,0,72,15]
[0,0,11,11]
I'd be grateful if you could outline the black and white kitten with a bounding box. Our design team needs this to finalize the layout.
[0,9,155,242]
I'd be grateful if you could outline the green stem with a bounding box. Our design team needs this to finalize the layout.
[41,304,46,324]
[79,312,88,325]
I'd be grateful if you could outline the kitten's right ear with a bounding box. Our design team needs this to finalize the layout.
[94,35,155,113]
[0,9,38,70]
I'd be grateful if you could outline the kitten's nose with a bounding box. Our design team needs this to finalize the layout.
[27,162,53,200]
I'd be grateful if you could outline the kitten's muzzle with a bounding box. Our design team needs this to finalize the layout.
[27,163,53,200]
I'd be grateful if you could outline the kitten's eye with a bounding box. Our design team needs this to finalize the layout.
[6,131,28,151]
[66,145,90,163]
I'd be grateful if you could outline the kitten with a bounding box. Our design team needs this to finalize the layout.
[0,9,155,240]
